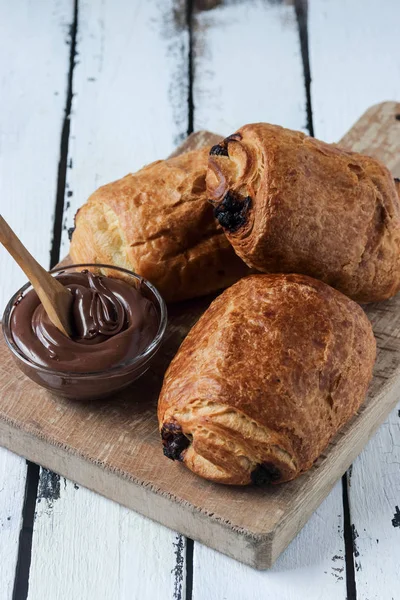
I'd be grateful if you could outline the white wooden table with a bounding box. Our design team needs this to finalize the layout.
[1,1,399,599]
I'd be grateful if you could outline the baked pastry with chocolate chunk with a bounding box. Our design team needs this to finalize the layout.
[207,123,400,302]
[70,148,249,302]
[158,274,376,485]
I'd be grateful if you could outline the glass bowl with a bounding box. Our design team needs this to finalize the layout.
[2,264,167,400]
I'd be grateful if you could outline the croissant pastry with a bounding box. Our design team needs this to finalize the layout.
[158,274,376,485]
[70,148,249,302]
[207,124,400,302]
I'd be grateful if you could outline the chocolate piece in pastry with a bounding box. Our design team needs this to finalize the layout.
[70,148,250,302]
[158,274,376,485]
[207,124,400,302]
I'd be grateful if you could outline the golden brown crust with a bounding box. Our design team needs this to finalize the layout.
[207,124,400,302]
[158,274,376,485]
[70,148,249,302]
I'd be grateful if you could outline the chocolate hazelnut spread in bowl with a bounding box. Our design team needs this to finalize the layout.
[3,264,167,399]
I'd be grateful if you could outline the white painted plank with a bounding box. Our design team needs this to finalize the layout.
[28,475,186,600]
[29,1,189,598]
[0,0,73,312]
[347,408,400,600]
[0,450,27,600]
[309,1,400,598]
[192,1,346,596]
[193,482,345,600]
[193,0,307,135]
[0,2,72,597]
[60,0,189,256]
[309,0,400,143]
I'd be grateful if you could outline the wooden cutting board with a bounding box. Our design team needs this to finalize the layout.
[0,102,400,570]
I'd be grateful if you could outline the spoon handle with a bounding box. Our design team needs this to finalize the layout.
[0,215,73,337]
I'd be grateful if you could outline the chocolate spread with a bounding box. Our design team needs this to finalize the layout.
[10,271,159,373]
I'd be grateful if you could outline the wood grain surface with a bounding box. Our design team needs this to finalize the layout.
[0,102,399,570]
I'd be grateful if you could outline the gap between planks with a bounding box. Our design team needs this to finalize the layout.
[295,1,356,596]
[12,3,79,599]
[50,0,79,269]
[12,464,40,600]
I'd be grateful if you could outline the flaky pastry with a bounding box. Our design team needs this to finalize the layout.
[70,148,249,302]
[158,274,376,485]
[207,124,400,302]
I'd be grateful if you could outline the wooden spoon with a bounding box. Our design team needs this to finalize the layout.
[0,215,73,337]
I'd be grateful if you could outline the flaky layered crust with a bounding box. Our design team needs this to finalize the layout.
[70,148,249,302]
[207,124,400,302]
[158,274,376,485]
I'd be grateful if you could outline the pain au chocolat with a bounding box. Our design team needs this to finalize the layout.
[207,124,400,302]
[70,148,249,302]
[158,274,376,485]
